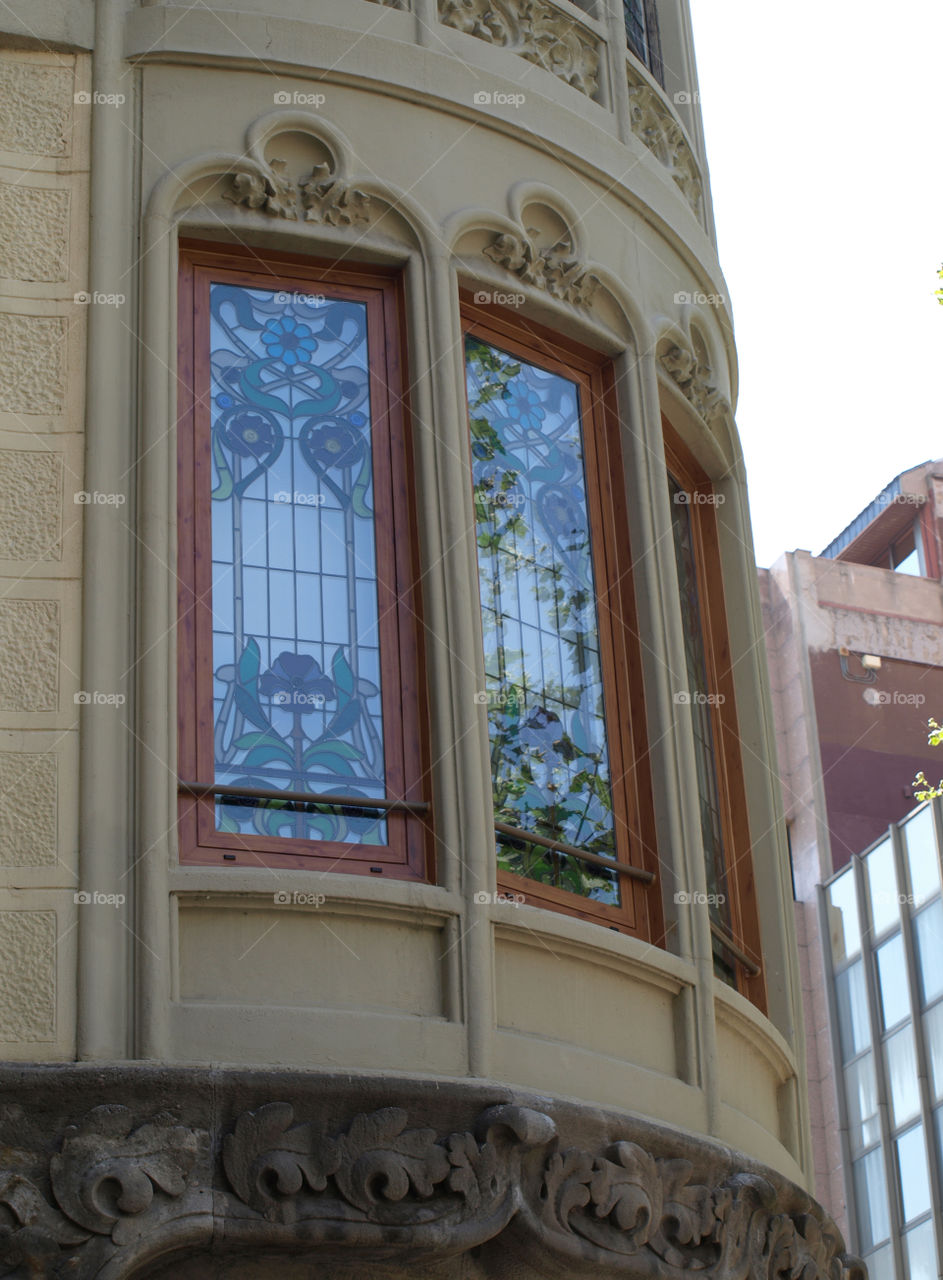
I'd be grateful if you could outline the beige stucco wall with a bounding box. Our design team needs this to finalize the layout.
[0,0,810,1194]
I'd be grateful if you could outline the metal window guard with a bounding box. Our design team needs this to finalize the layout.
[495,820,656,885]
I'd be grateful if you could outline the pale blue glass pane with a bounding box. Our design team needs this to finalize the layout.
[897,1125,931,1223]
[208,283,387,843]
[904,806,940,906]
[885,1025,920,1127]
[864,1245,895,1280]
[845,1053,880,1153]
[903,1220,936,1280]
[828,868,862,964]
[854,1148,890,1249]
[211,563,234,633]
[876,933,910,1031]
[867,839,899,937]
[465,336,619,905]
[914,899,943,1006]
[924,1003,943,1102]
[836,960,871,1060]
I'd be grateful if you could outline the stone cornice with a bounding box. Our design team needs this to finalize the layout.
[0,1067,863,1279]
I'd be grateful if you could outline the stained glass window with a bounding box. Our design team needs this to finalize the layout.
[464,336,620,905]
[207,283,386,843]
[178,248,427,874]
[668,475,735,969]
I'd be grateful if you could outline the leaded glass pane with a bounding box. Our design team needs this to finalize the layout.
[464,337,619,904]
[208,283,387,843]
[668,476,732,941]
[904,805,940,906]
[624,0,648,62]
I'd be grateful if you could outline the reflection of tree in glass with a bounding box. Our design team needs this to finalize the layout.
[466,337,619,904]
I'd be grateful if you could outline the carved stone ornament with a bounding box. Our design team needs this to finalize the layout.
[225,157,372,228]
[625,65,703,215]
[0,1069,864,1280]
[439,0,602,99]
[660,340,729,427]
[300,163,372,227]
[483,228,600,306]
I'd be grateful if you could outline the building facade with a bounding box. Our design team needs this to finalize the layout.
[0,2,856,1277]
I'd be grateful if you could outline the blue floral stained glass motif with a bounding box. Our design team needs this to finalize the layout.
[209,283,386,843]
[465,337,620,905]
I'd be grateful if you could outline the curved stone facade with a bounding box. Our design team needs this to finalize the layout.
[0,3,829,1275]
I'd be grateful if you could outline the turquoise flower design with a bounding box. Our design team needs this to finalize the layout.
[505,384,545,431]
[261,316,318,367]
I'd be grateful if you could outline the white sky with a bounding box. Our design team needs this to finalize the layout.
[688,0,943,568]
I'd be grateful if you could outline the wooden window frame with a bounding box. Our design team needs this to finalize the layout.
[663,418,766,1009]
[462,295,662,940]
[177,240,431,881]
